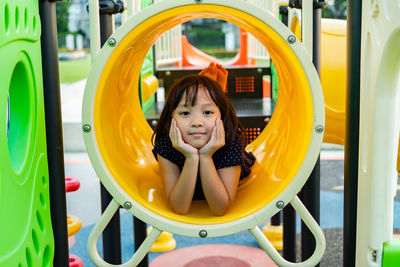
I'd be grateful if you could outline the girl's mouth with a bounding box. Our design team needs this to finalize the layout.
[190,133,206,137]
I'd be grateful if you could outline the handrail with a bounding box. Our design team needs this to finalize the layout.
[249,196,326,266]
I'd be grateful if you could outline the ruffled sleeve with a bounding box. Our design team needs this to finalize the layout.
[213,137,255,179]
[152,136,185,169]
[213,138,243,169]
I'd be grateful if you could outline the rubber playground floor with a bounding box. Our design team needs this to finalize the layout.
[64,150,400,266]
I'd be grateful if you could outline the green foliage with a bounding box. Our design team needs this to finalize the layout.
[200,48,238,60]
[183,19,226,49]
[186,28,225,49]
[322,0,347,19]
[56,1,72,34]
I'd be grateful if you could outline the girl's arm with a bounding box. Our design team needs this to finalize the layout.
[158,119,199,214]
[199,158,240,215]
[158,154,199,215]
[199,119,241,215]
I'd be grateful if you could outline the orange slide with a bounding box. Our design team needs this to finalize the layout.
[181,28,248,67]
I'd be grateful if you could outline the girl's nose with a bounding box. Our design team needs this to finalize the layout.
[191,116,203,127]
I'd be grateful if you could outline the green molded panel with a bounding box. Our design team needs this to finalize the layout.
[382,239,400,267]
[141,0,153,9]
[271,62,278,111]
[140,0,156,113]
[141,48,155,113]
[0,0,54,266]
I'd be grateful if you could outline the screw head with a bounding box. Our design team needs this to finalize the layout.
[276,200,285,209]
[315,125,324,133]
[123,201,132,210]
[108,38,117,47]
[82,124,91,133]
[199,230,207,238]
[194,0,203,3]
[371,250,377,261]
[287,35,296,44]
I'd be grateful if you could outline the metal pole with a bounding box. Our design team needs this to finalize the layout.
[134,217,149,267]
[343,0,362,266]
[283,206,297,261]
[300,159,320,263]
[99,7,122,264]
[100,187,122,263]
[38,1,69,266]
[278,5,297,261]
[301,1,322,264]
[271,213,281,226]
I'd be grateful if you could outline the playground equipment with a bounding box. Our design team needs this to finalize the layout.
[286,10,347,146]
[0,0,55,265]
[69,254,84,267]
[66,214,83,266]
[181,28,248,67]
[65,177,83,266]
[84,0,325,266]
[146,227,176,252]
[66,176,81,192]
[320,18,347,145]
[355,0,400,266]
[1,0,398,266]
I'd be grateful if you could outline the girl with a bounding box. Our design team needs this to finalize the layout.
[152,63,255,216]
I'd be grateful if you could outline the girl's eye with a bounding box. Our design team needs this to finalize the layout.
[203,110,213,115]
[180,111,190,116]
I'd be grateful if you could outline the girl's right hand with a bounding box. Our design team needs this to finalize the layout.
[169,119,198,158]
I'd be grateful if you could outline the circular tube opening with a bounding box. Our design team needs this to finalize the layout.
[84,2,322,228]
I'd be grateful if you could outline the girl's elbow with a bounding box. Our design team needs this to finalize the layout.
[172,206,190,215]
[210,201,231,216]
[169,197,190,215]
[211,208,228,216]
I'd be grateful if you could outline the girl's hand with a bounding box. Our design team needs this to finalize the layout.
[199,118,225,156]
[199,63,228,92]
[169,119,198,158]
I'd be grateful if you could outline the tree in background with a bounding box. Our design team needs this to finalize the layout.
[56,1,72,48]
[322,0,347,19]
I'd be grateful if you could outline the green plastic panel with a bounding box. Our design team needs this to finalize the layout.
[140,0,156,113]
[271,62,278,111]
[0,0,54,266]
[382,239,400,267]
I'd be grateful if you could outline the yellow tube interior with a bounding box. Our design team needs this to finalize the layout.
[94,5,313,225]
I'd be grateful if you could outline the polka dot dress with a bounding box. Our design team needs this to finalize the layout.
[152,136,255,200]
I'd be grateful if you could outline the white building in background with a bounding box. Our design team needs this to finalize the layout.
[222,22,240,51]
[67,0,90,49]
[66,0,125,50]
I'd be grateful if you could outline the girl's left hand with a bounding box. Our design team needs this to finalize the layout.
[199,118,225,156]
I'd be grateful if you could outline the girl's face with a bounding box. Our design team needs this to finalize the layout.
[172,86,221,149]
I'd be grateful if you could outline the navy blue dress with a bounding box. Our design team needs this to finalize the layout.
[152,135,255,200]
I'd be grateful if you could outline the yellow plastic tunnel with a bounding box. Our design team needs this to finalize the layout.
[82,0,324,236]
[290,15,347,145]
